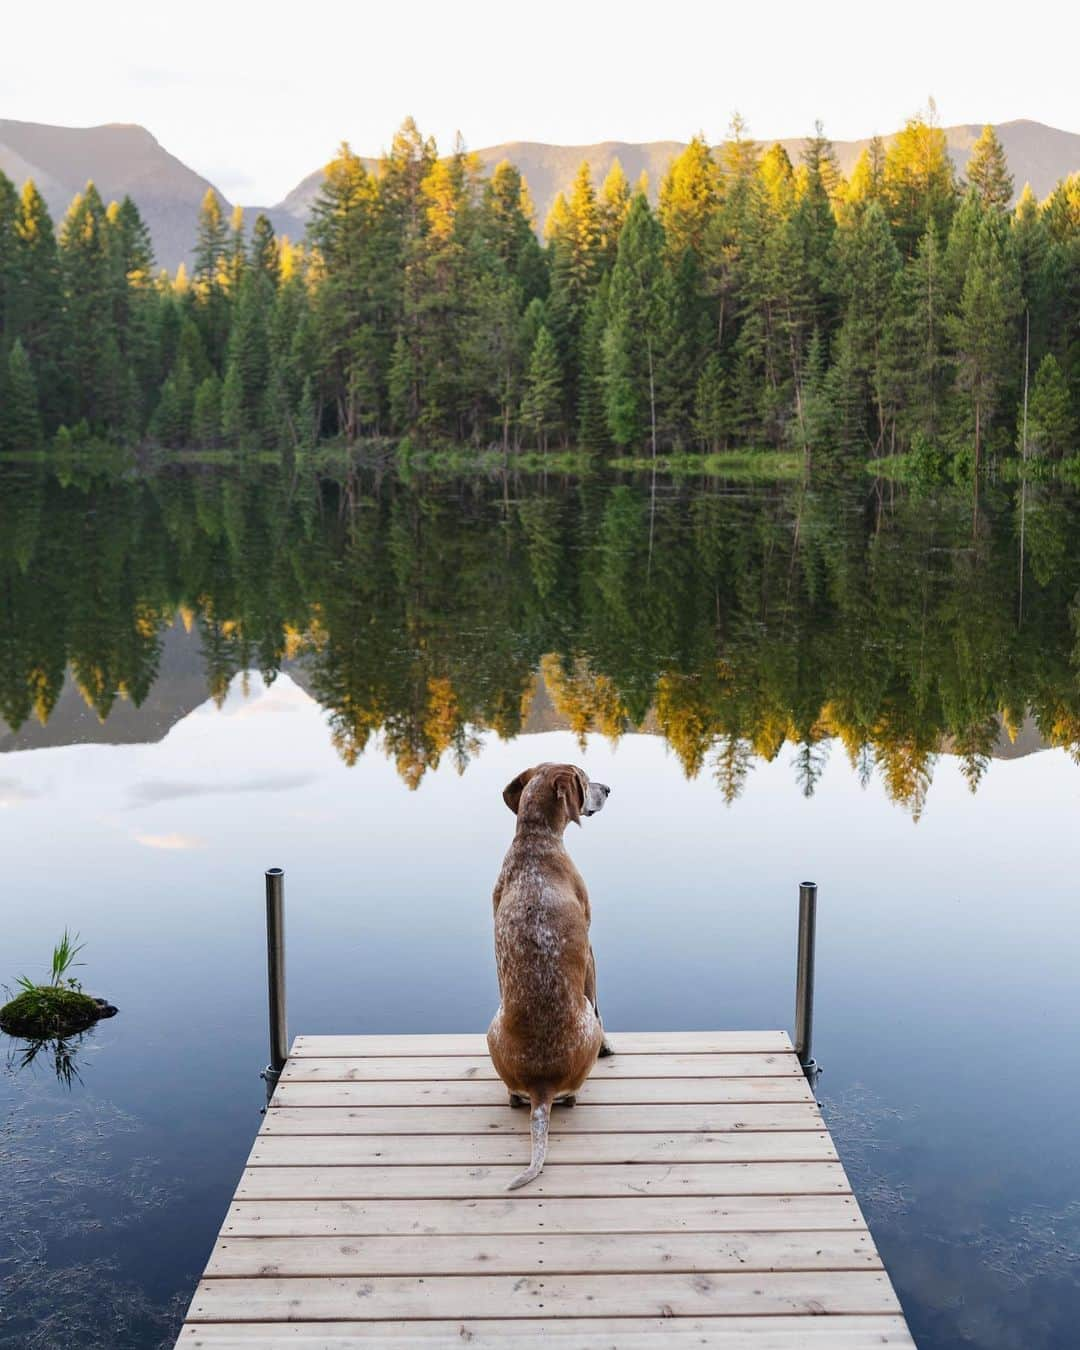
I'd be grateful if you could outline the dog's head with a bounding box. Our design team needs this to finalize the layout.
[503,763,610,829]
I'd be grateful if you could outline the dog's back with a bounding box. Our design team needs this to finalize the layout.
[489,833,600,1092]
[486,763,610,1189]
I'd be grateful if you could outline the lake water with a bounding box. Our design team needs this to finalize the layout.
[2,455,1080,1348]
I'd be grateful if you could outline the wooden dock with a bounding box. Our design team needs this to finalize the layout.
[177,1031,914,1347]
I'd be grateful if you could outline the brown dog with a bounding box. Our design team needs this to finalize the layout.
[486,763,612,1189]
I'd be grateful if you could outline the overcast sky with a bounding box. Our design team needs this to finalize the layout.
[3,0,1076,204]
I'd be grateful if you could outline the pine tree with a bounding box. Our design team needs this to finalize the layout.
[545,162,602,419]
[889,224,949,440]
[520,325,562,450]
[151,373,183,446]
[693,353,728,450]
[226,205,247,293]
[221,357,245,444]
[843,136,886,216]
[0,171,19,342]
[658,135,719,260]
[1025,354,1075,457]
[192,188,230,366]
[965,125,1013,211]
[833,200,902,448]
[602,193,665,450]
[388,332,416,431]
[948,212,1023,468]
[578,273,611,449]
[1,339,42,449]
[250,213,280,286]
[883,106,957,256]
[59,183,121,429]
[721,112,759,180]
[598,159,631,262]
[193,188,228,292]
[193,373,223,447]
[481,160,545,298]
[13,180,67,428]
[308,143,380,438]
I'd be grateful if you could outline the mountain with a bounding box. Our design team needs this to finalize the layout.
[0,119,303,272]
[2,117,1077,273]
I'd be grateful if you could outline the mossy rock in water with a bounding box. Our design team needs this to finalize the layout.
[0,987,117,1038]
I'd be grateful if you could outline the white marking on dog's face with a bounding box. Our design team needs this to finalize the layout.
[582,780,610,817]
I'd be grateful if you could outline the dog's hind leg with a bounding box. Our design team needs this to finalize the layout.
[508,1092,529,1108]
[587,946,615,1058]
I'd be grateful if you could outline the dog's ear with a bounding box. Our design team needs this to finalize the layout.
[503,767,537,815]
[555,767,584,827]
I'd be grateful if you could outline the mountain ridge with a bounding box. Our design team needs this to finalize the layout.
[2,116,1078,272]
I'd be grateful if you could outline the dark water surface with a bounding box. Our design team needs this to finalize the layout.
[2,456,1080,1348]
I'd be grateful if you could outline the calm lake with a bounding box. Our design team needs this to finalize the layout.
[2,454,1080,1348]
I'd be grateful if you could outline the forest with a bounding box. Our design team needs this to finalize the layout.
[0,113,1078,467]
[3,457,1079,818]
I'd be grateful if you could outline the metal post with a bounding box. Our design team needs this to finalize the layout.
[794,881,820,1086]
[262,867,287,1098]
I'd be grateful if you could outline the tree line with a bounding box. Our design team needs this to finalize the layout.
[3,456,1079,816]
[0,112,1078,466]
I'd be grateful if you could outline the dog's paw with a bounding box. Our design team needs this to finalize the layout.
[557,1093,577,1108]
[598,1039,615,1058]
[508,1092,529,1109]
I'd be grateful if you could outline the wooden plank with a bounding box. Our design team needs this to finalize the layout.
[247,1131,837,1168]
[204,1230,882,1278]
[178,1317,917,1348]
[280,1053,801,1083]
[235,1161,851,1200]
[186,1270,902,1320]
[223,1193,869,1237]
[270,1075,816,1108]
[290,1031,795,1057]
[261,1102,824,1135]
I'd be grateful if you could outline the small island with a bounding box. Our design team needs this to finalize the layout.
[0,932,116,1039]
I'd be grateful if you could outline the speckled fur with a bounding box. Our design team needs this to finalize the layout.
[486,764,609,1187]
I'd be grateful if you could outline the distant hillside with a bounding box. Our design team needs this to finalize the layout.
[0,119,302,272]
[2,117,1077,272]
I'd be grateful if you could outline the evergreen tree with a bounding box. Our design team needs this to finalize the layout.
[520,325,562,449]
[578,273,611,449]
[833,200,902,448]
[1025,353,1075,457]
[221,358,245,444]
[545,161,602,422]
[602,193,665,450]
[481,160,545,299]
[13,180,67,427]
[59,184,126,430]
[883,106,957,255]
[948,212,1023,468]
[598,159,631,261]
[250,213,280,286]
[192,188,230,366]
[659,135,719,259]
[965,125,1014,211]
[843,136,886,216]
[1,339,42,449]
[693,353,728,450]
[193,373,223,447]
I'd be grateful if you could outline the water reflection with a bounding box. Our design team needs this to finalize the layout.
[2,456,1079,817]
[7,1032,89,1088]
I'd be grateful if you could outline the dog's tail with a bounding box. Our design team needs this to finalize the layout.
[507,1095,552,1190]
